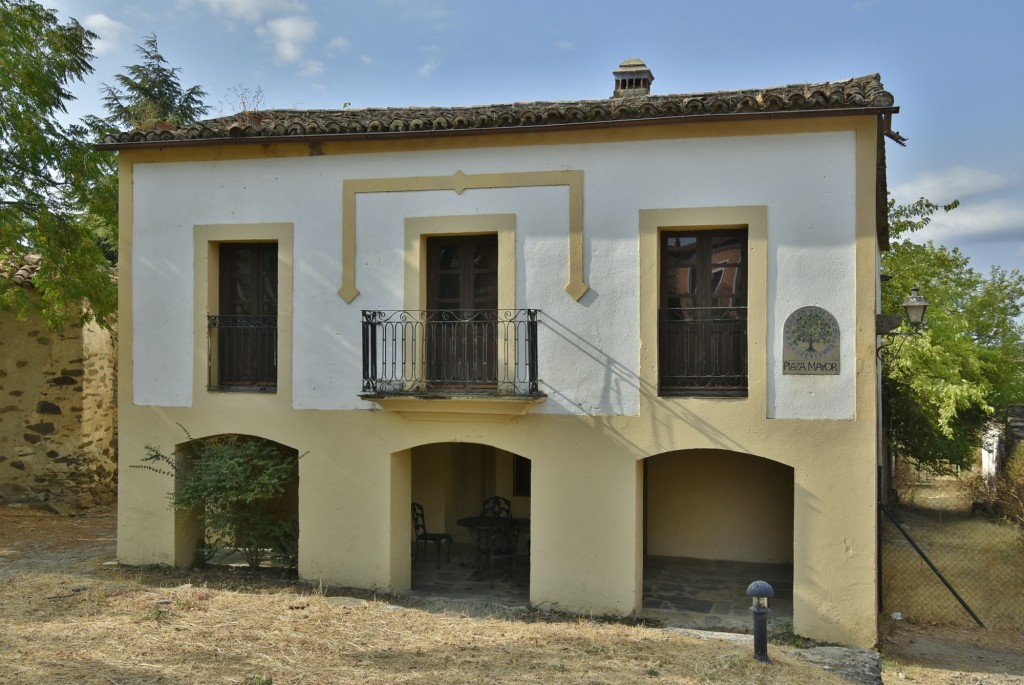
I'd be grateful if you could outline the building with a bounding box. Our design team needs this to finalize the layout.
[0,256,117,508]
[102,61,899,647]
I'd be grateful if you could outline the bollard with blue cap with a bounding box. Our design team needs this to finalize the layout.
[746,580,774,663]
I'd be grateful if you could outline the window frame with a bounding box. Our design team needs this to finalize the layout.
[193,223,293,407]
[210,242,279,392]
[658,228,749,397]
[638,206,767,410]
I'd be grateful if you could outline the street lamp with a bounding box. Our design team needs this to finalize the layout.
[877,285,930,360]
[746,580,774,663]
[901,286,928,332]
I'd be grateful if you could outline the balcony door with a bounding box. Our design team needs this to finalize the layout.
[215,242,278,388]
[426,235,498,390]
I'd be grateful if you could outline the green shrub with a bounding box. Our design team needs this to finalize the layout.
[135,426,299,568]
[961,446,1024,535]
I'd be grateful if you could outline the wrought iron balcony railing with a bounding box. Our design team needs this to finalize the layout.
[208,314,277,391]
[361,309,541,397]
[658,306,747,396]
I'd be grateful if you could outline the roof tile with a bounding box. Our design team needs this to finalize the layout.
[101,74,894,147]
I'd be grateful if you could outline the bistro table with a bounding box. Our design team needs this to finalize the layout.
[457,516,529,584]
[456,516,530,532]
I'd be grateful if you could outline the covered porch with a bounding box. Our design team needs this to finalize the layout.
[406,542,793,633]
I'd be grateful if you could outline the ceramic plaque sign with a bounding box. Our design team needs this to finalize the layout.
[783,306,840,375]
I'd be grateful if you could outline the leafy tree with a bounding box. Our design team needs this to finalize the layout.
[882,197,1024,473]
[0,0,116,328]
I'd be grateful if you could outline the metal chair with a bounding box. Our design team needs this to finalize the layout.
[469,517,519,588]
[411,502,452,569]
[481,495,512,518]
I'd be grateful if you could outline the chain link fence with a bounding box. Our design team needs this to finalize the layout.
[881,475,1024,630]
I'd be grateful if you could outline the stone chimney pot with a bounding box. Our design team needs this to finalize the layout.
[613,58,654,97]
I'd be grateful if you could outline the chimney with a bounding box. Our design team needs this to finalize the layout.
[612,58,654,97]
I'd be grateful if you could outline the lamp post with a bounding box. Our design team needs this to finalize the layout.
[901,285,929,332]
[877,284,931,511]
[877,285,930,359]
[746,580,774,663]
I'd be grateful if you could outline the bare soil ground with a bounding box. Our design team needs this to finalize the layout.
[0,504,1018,684]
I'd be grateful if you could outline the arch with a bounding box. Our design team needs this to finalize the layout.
[171,432,300,569]
[640,448,794,627]
[394,441,532,597]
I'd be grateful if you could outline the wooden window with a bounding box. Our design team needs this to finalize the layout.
[658,230,747,396]
[209,243,278,390]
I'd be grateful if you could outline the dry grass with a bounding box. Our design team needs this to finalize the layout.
[0,569,848,685]
[882,480,1024,630]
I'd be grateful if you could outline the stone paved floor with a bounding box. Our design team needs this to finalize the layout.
[405,543,793,634]
[641,554,793,633]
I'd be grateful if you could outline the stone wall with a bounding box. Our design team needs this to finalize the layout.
[0,301,117,507]
[1005,405,1024,465]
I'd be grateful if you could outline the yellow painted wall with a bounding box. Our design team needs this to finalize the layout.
[645,450,794,563]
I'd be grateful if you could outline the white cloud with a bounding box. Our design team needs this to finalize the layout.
[326,37,350,53]
[891,166,1014,205]
[300,60,325,77]
[416,56,440,78]
[554,40,573,50]
[83,14,130,56]
[914,198,1024,244]
[359,54,373,65]
[258,15,317,62]
[189,0,305,22]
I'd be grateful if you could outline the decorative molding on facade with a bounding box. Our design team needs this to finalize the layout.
[340,170,587,303]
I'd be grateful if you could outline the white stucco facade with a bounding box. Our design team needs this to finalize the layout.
[132,131,858,419]
[116,104,887,649]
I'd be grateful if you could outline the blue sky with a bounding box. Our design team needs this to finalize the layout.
[51,0,1024,281]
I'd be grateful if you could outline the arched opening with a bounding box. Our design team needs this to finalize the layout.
[172,433,300,570]
[641,449,793,630]
[407,442,531,601]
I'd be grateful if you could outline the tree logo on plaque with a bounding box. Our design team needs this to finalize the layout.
[783,306,840,375]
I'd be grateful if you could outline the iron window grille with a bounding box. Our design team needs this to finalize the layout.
[208,314,277,391]
[658,306,747,395]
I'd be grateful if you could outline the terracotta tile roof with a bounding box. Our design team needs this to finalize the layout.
[99,73,895,147]
[0,254,40,287]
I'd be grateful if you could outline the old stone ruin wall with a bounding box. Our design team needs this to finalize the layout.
[0,307,117,508]
[1005,405,1024,466]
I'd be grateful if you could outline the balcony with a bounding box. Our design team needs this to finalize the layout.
[208,314,277,391]
[361,309,543,418]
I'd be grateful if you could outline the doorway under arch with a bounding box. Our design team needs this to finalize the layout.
[405,442,531,601]
[641,448,794,630]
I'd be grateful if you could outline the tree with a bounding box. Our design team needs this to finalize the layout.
[882,197,1024,473]
[0,0,116,328]
[98,34,209,130]
[82,34,211,263]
